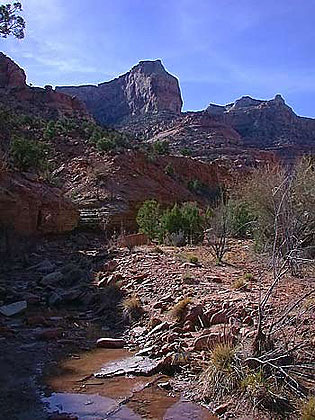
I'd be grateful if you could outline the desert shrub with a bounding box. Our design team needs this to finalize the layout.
[161,202,204,244]
[96,137,116,152]
[301,396,315,420]
[43,120,56,140]
[226,199,254,238]
[137,201,206,245]
[122,295,144,322]
[10,137,50,171]
[136,199,161,240]
[153,140,170,155]
[170,297,191,322]
[164,163,175,176]
[180,147,192,156]
[242,159,315,258]
[243,273,255,281]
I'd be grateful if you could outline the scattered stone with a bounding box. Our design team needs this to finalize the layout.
[96,338,126,349]
[209,310,229,325]
[96,355,161,377]
[41,271,63,286]
[35,260,55,274]
[147,321,169,338]
[214,402,230,415]
[0,300,27,317]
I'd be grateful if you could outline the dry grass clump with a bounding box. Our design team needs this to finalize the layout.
[200,343,239,401]
[189,255,199,264]
[232,277,246,290]
[301,397,315,420]
[243,272,255,281]
[122,295,144,322]
[170,297,191,322]
[211,343,235,370]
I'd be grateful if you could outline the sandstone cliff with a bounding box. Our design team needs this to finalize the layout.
[0,53,90,120]
[56,60,183,125]
[0,170,79,235]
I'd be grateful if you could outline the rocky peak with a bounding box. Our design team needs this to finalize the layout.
[57,59,183,125]
[0,53,26,89]
[0,53,90,120]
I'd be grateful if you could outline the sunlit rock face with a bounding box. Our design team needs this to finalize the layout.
[56,60,183,125]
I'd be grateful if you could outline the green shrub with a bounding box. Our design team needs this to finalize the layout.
[164,163,175,176]
[153,140,170,155]
[10,137,50,171]
[137,200,205,245]
[136,200,161,240]
[96,137,116,152]
[180,147,192,156]
[43,121,56,140]
[226,199,254,238]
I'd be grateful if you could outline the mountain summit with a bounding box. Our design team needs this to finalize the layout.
[56,59,183,125]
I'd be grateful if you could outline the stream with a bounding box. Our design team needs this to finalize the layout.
[42,348,217,420]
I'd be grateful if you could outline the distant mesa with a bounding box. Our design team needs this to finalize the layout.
[56,59,183,125]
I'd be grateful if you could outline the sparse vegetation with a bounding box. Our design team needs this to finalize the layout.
[170,297,191,322]
[232,277,246,290]
[153,140,170,155]
[122,295,144,322]
[188,255,199,264]
[10,137,50,172]
[301,396,315,420]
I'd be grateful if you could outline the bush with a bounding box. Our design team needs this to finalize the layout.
[10,137,50,172]
[180,147,192,156]
[226,199,254,238]
[43,121,56,140]
[96,137,116,152]
[136,200,161,240]
[164,163,175,177]
[153,140,170,155]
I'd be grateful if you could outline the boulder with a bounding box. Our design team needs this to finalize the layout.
[0,300,27,317]
[96,338,126,349]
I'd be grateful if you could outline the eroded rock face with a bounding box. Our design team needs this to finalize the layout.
[56,60,183,125]
[0,52,26,88]
[0,171,79,235]
[0,53,90,120]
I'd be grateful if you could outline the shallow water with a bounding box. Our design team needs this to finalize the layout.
[43,348,217,420]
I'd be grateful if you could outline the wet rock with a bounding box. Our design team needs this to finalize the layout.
[96,355,161,377]
[96,338,126,349]
[41,271,63,286]
[0,300,27,317]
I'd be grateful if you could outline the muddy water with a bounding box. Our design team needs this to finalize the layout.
[42,348,217,420]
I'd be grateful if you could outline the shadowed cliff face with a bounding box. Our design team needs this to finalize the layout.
[56,60,183,125]
[0,53,90,120]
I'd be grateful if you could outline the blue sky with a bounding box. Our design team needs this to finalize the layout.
[1,0,315,117]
